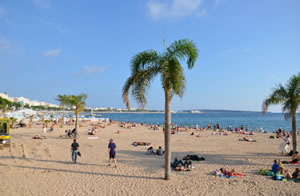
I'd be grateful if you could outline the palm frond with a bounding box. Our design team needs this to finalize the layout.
[167,57,185,98]
[122,67,159,109]
[122,51,161,109]
[131,50,160,74]
[167,39,198,69]
[262,84,287,115]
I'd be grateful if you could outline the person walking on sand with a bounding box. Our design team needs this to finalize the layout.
[71,139,80,163]
[108,138,117,167]
[41,124,47,137]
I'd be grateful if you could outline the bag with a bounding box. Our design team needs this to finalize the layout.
[275,174,283,180]
[266,171,274,176]
[77,151,81,157]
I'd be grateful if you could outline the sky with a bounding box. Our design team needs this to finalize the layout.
[0,0,299,112]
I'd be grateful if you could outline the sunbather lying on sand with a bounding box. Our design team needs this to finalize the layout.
[239,137,256,142]
[132,142,151,146]
[219,167,245,177]
[292,151,300,162]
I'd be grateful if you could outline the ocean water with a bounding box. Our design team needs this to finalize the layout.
[92,112,300,132]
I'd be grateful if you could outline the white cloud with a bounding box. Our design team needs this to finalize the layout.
[32,0,50,8]
[147,0,204,20]
[73,65,110,76]
[42,48,61,57]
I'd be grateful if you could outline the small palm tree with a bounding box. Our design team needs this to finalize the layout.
[0,102,8,117]
[56,94,68,127]
[262,73,300,152]
[123,39,198,180]
[68,94,87,132]
[9,117,17,128]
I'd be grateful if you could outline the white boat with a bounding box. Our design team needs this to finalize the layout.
[191,110,202,113]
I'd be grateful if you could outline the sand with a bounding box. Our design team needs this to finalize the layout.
[0,122,299,196]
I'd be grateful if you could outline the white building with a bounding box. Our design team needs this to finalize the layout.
[0,92,59,108]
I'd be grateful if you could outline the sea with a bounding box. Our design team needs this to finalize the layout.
[88,111,300,133]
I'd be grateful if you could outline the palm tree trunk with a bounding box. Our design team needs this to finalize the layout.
[75,112,78,131]
[164,90,171,180]
[292,112,297,152]
[61,107,65,128]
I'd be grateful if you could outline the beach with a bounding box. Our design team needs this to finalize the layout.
[0,122,299,196]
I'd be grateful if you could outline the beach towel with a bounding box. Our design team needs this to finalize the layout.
[289,160,300,164]
[88,137,99,139]
[282,160,300,164]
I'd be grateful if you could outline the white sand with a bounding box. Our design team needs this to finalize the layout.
[0,122,299,196]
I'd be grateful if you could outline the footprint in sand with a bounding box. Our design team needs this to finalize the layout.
[43,148,52,157]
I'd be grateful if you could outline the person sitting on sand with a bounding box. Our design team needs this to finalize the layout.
[291,151,300,162]
[147,146,154,155]
[272,160,284,174]
[156,146,164,155]
[183,158,193,169]
[292,168,300,179]
[283,168,300,179]
[283,168,293,179]
[171,158,190,171]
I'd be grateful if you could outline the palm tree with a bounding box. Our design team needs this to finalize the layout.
[68,93,87,132]
[0,102,8,117]
[122,39,198,180]
[262,73,300,152]
[56,94,68,127]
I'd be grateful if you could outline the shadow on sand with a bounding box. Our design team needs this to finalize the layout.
[0,163,162,180]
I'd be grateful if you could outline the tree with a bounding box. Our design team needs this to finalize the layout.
[9,117,17,128]
[122,39,198,180]
[262,73,300,152]
[0,100,8,117]
[68,94,87,133]
[56,94,69,127]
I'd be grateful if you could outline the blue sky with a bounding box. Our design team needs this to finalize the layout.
[0,0,299,112]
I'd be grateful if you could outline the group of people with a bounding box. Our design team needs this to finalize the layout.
[171,158,193,171]
[272,160,300,180]
[146,146,164,155]
[70,138,117,167]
